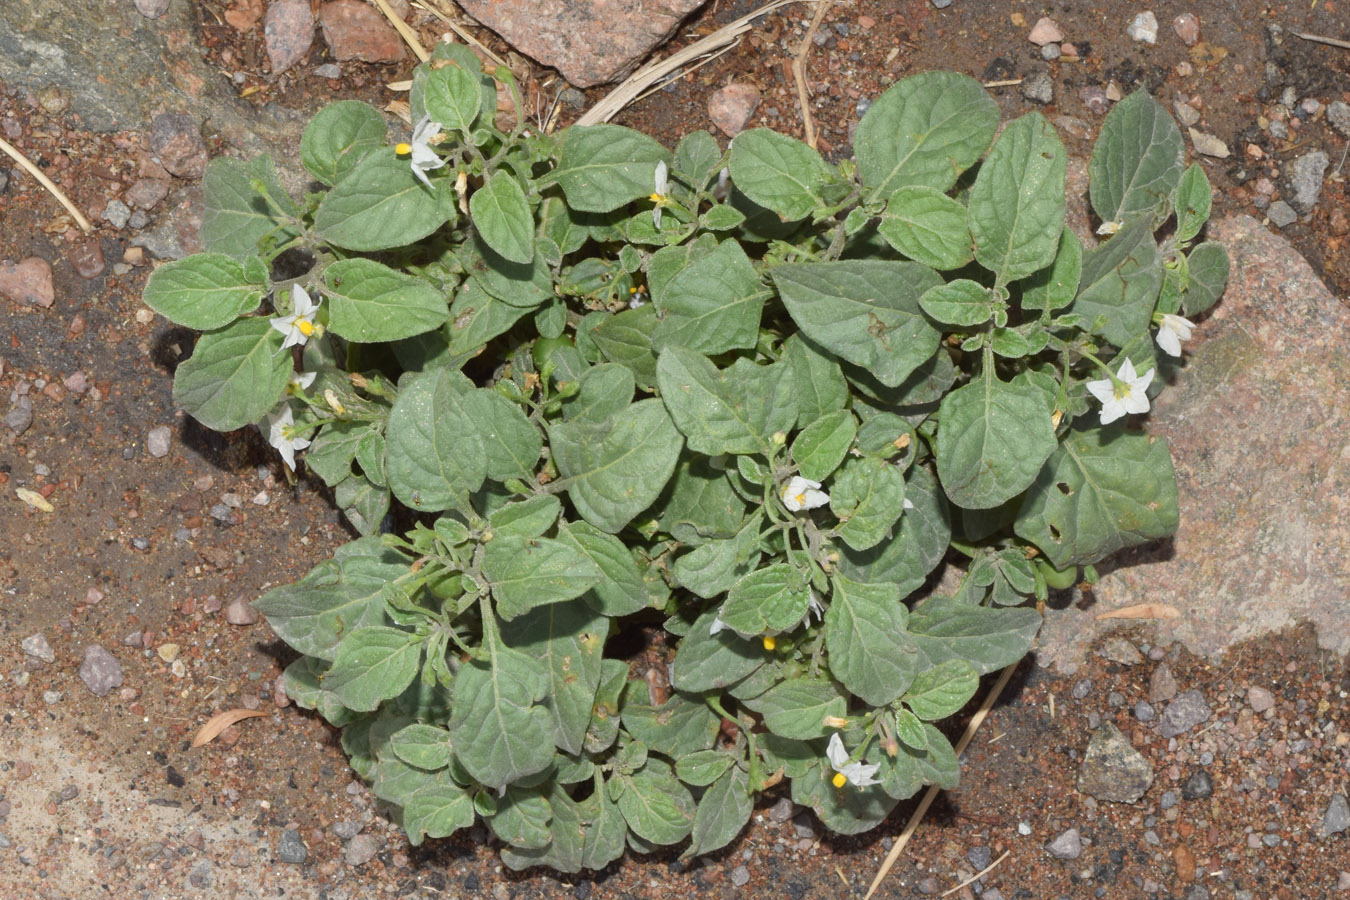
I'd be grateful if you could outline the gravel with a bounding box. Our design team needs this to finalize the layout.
[1287,151,1329,214]
[78,644,124,696]
[1134,700,1156,722]
[333,820,363,840]
[146,425,172,458]
[1078,723,1154,803]
[1046,828,1082,859]
[967,845,991,868]
[1127,11,1158,43]
[1149,664,1177,703]
[1247,686,1276,712]
[225,596,260,626]
[345,833,379,866]
[1182,770,1214,800]
[21,633,55,664]
[729,865,750,886]
[1157,690,1212,738]
[4,397,33,436]
[1328,100,1350,137]
[277,829,307,864]
[1022,71,1053,105]
[1267,201,1298,228]
[1323,794,1350,838]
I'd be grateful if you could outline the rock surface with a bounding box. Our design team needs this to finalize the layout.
[707,82,760,138]
[458,0,708,87]
[78,645,124,697]
[319,0,405,63]
[0,257,55,308]
[1078,723,1154,803]
[264,0,315,74]
[1036,215,1350,670]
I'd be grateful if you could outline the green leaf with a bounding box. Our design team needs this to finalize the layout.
[1072,215,1163,348]
[323,626,422,712]
[672,514,762,599]
[918,279,1000,327]
[488,787,553,850]
[555,521,649,617]
[172,317,291,432]
[457,231,552,310]
[1182,241,1228,317]
[675,750,736,787]
[728,128,835,221]
[471,170,534,264]
[323,258,449,343]
[389,723,454,770]
[825,576,919,705]
[1018,227,1083,312]
[685,766,752,858]
[334,473,390,536]
[422,61,482,131]
[1014,425,1179,569]
[589,305,659,389]
[879,723,959,800]
[969,111,1067,284]
[500,786,581,872]
[563,363,634,423]
[790,410,856,482]
[904,659,979,721]
[488,494,561,539]
[782,334,848,427]
[200,155,300,260]
[1173,163,1212,244]
[254,537,403,660]
[467,388,542,482]
[907,597,1041,674]
[618,761,695,846]
[720,564,812,637]
[831,456,907,552]
[671,610,765,693]
[547,399,683,533]
[384,369,487,513]
[702,204,746,231]
[142,254,262,330]
[315,148,455,252]
[550,125,668,213]
[657,458,748,543]
[448,622,554,789]
[935,371,1058,509]
[674,129,723,189]
[756,677,847,740]
[855,71,999,200]
[893,709,928,750]
[878,186,974,270]
[484,535,603,620]
[621,686,721,758]
[652,239,767,355]
[301,100,388,185]
[402,774,475,845]
[446,279,530,358]
[657,347,795,456]
[837,465,950,600]
[854,412,916,462]
[1089,91,1185,224]
[773,261,943,388]
[501,599,607,755]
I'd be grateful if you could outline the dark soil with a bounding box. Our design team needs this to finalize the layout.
[2,1,1348,898]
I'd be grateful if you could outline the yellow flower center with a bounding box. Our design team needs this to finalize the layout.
[762,636,776,651]
[832,771,848,789]
[649,192,667,205]
[296,319,315,337]
[395,142,412,156]
[794,493,807,506]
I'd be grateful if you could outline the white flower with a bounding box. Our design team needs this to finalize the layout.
[826,733,881,788]
[288,370,316,393]
[713,166,730,201]
[709,615,728,636]
[1096,219,1123,236]
[781,476,829,512]
[806,591,825,622]
[1154,313,1195,358]
[400,115,447,190]
[271,285,321,349]
[650,160,670,229]
[1085,358,1155,425]
[264,405,311,470]
[628,286,648,308]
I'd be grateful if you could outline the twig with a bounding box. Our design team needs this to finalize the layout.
[791,0,830,148]
[630,41,741,106]
[414,0,507,67]
[577,0,814,127]
[864,662,1020,900]
[370,0,429,62]
[0,136,94,233]
[941,850,1011,897]
[1292,30,1350,50]
[983,78,1024,88]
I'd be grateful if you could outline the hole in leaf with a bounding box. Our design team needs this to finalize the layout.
[1048,524,1062,542]
[1056,482,1073,496]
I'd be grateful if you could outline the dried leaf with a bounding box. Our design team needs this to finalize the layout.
[1095,603,1181,621]
[191,708,268,748]
[15,488,54,512]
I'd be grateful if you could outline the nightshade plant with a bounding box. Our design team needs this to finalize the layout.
[144,48,1228,870]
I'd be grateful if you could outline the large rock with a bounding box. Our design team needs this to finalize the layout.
[318,0,406,63]
[458,0,708,87]
[1036,214,1350,669]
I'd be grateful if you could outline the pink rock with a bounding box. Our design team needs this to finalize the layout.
[225,595,260,625]
[265,0,315,74]
[458,0,708,87]
[150,113,208,180]
[707,82,760,138]
[1028,16,1064,46]
[1172,13,1200,46]
[125,177,171,211]
[0,257,55,308]
[318,0,406,63]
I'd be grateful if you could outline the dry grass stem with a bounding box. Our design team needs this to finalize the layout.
[983,78,1024,88]
[791,0,830,148]
[417,0,507,67]
[1292,30,1350,50]
[941,850,1011,897]
[1096,602,1181,620]
[864,662,1020,900]
[0,136,94,234]
[630,42,741,106]
[370,0,429,62]
[576,0,815,127]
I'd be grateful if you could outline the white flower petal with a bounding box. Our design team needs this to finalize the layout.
[840,760,882,787]
[1155,326,1182,357]
[1085,375,1116,406]
[826,733,849,769]
[709,616,727,636]
[654,160,668,195]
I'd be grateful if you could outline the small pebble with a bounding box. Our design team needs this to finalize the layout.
[1267,200,1298,228]
[21,633,55,664]
[1172,13,1200,46]
[147,426,172,458]
[102,200,131,229]
[729,865,750,887]
[1135,700,1156,722]
[1047,828,1082,860]
[767,797,795,823]
[1080,85,1110,115]
[1028,16,1065,46]
[1072,679,1092,700]
[43,690,63,705]
[967,846,991,869]
[1324,794,1350,838]
[1181,771,1213,801]
[1022,71,1054,106]
[1149,664,1178,703]
[1327,101,1350,137]
[5,398,33,436]
[225,596,260,625]
[1246,686,1275,712]
[78,645,124,697]
[1158,690,1212,738]
[1161,790,1179,810]
[345,833,379,866]
[1127,11,1159,44]
[1041,44,1061,61]
[314,62,342,79]
[277,828,308,864]
[333,820,363,840]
